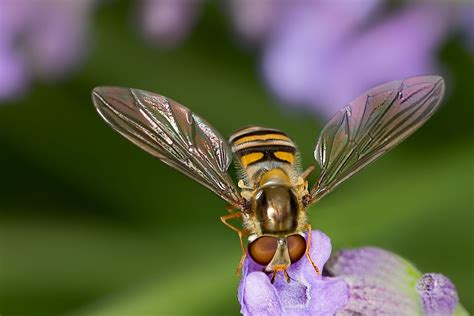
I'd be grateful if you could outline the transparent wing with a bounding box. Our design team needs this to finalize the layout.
[310,75,445,204]
[92,87,242,207]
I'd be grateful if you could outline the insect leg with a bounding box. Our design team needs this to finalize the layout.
[301,165,316,180]
[271,266,291,283]
[304,223,321,275]
[220,212,248,275]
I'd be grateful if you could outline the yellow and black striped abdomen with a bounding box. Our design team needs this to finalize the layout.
[229,126,297,168]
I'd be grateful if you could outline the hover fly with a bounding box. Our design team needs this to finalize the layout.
[92,75,445,282]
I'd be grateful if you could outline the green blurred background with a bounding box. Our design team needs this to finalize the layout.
[0,2,472,316]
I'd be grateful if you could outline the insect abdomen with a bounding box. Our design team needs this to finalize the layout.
[229,126,297,168]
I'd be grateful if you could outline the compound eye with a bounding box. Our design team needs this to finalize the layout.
[248,236,277,265]
[287,234,306,263]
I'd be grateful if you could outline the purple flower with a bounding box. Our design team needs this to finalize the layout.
[227,0,285,46]
[138,0,203,49]
[0,43,27,100]
[457,3,474,52]
[239,231,348,315]
[0,0,95,101]
[261,2,454,117]
[137,1,471,118]
[417,273,459,316]
[239,231,467,316]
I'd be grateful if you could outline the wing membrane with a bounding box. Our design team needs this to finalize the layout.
[92,87,242,207]
[310,75,445,203]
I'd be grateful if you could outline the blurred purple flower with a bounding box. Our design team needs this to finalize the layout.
[239,230,467,316]
[137,1,470,118]
[138,0,203,49]
[261,2,454,117]
[0,0,95,101]
[227,0,283,45]
[458,3,474,52]
[0,44,27,100]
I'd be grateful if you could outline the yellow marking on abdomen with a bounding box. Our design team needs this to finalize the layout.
[233,133,290,145]
[241,152,264,167]
[274,151,295,164]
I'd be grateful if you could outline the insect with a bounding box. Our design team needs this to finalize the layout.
[92,75,445,282]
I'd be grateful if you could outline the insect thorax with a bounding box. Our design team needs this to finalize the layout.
[241,168,308,236]
[229,126,306,235]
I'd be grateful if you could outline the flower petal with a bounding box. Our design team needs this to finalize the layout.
[273,276,308,310]
[325,247,417,279]
[327,247,423,315]
[307,277,348,316]
[326,247,467,316]
[416,273,461,316]
[239,231,349,315]
[239,271,283,316]
[288,230,332,281]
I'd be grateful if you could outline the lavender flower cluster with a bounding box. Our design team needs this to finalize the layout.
[0,0,95,100]
[138,0,473,117]
[239,231,467,316]
[1,0,472,112]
